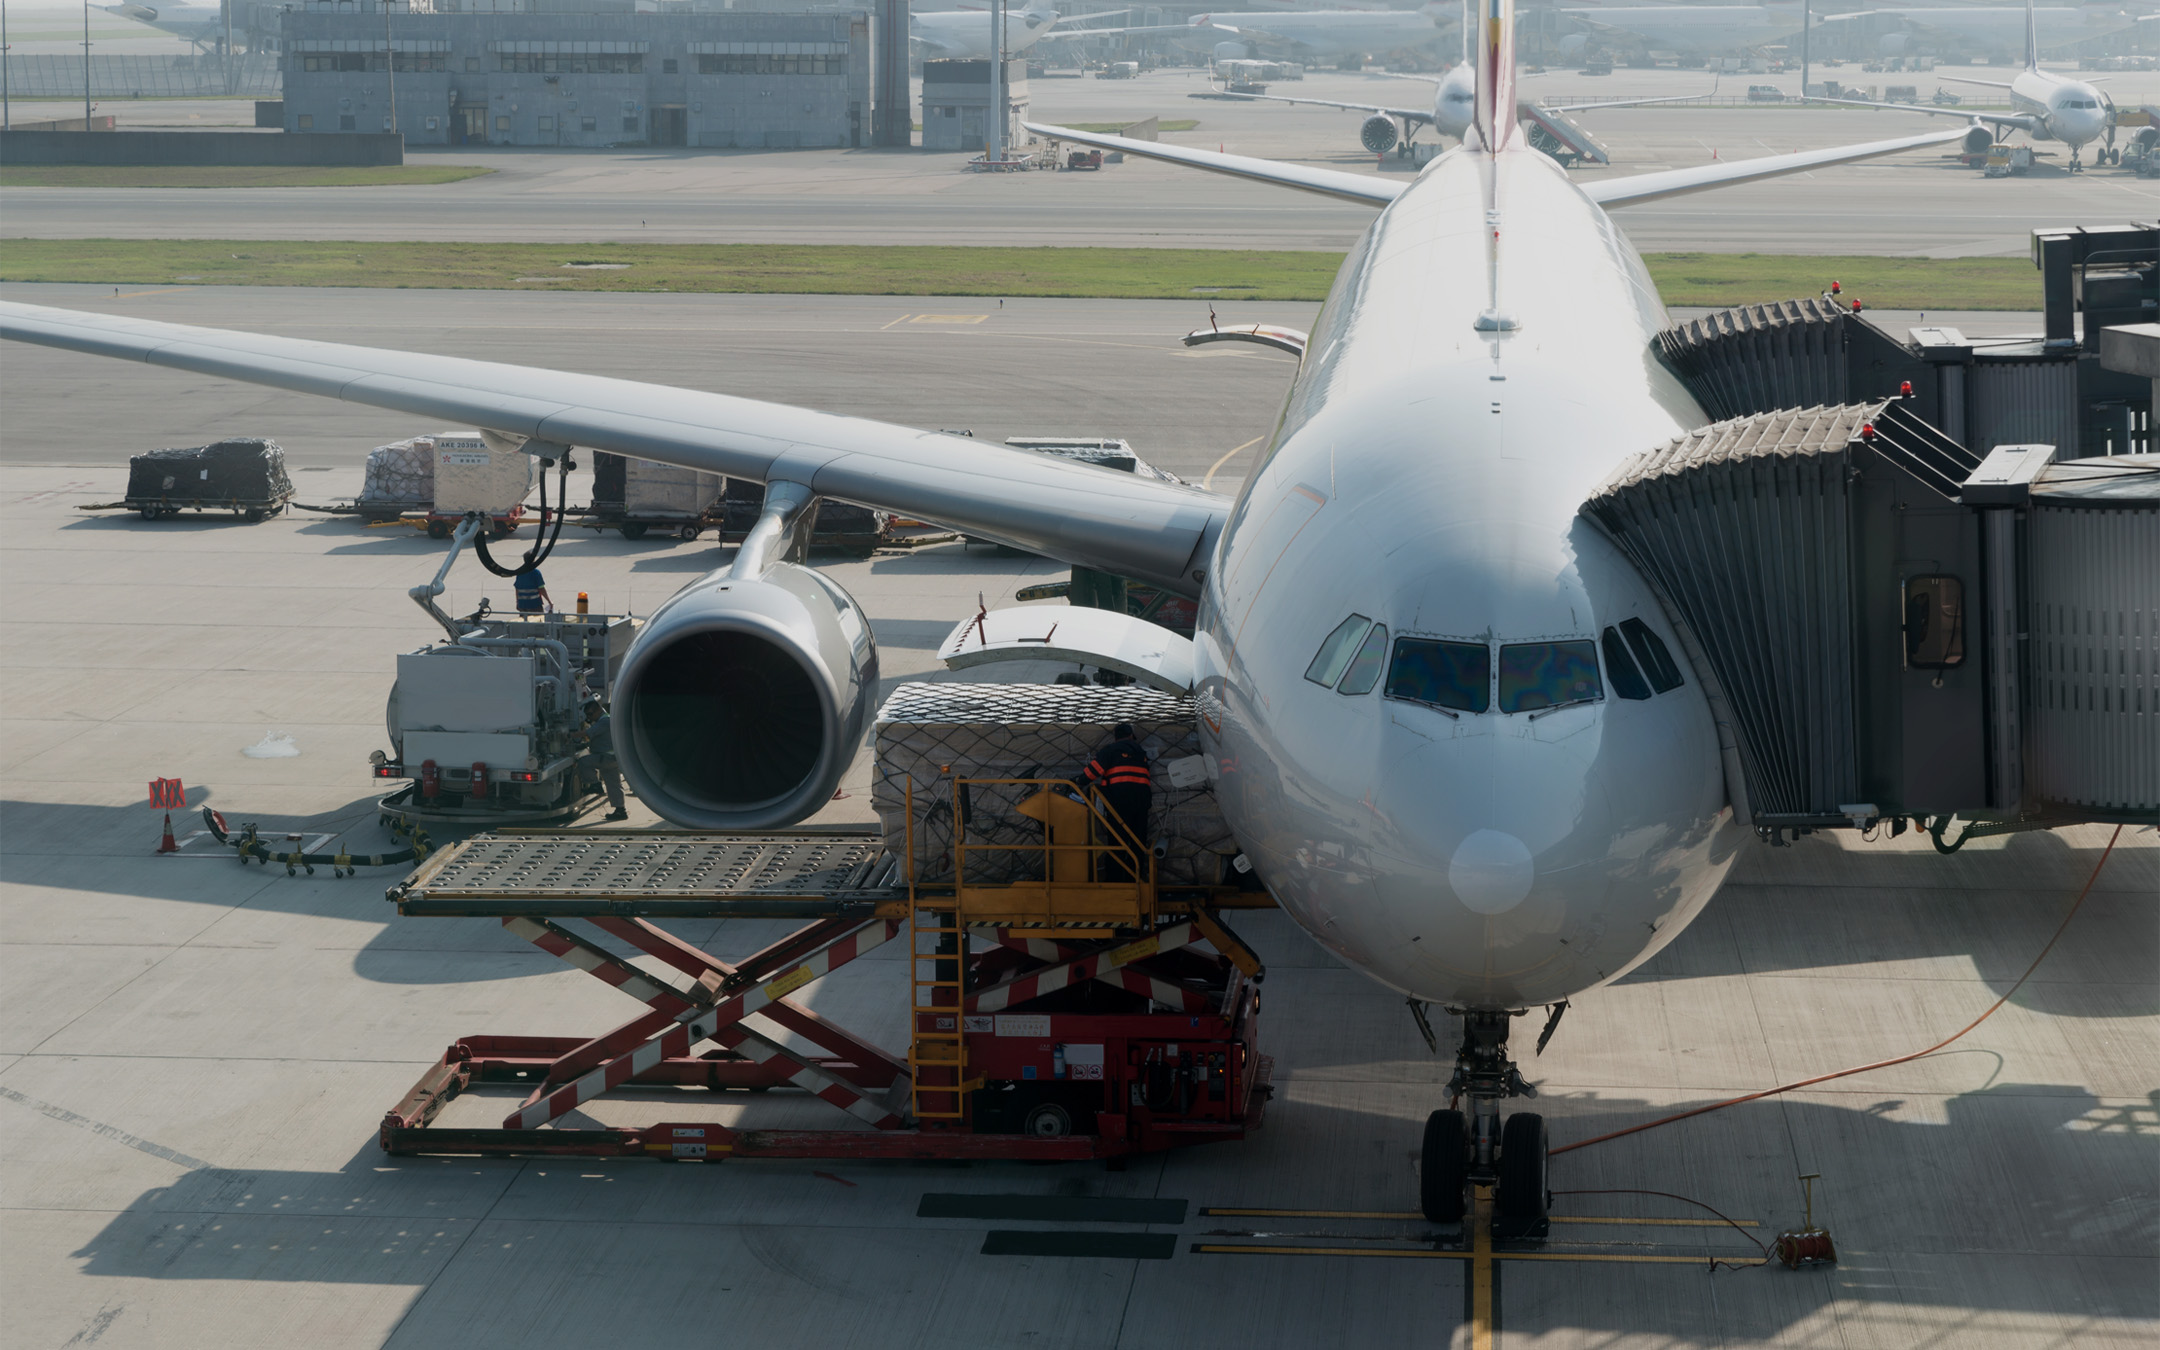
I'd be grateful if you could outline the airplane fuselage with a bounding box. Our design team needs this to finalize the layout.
[913,7,1061,60]
[1195,145,1741,1011]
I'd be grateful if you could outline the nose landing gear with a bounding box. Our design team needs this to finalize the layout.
[1418,1008,1552,1240]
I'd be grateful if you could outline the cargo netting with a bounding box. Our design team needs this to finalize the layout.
[126,438,293,505]
[873,682,1236,886]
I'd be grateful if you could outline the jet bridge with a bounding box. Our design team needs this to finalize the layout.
[1583,401,2158,837]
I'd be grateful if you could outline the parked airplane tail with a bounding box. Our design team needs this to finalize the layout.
[2025,0,2040,71]
[1475,0,1517,151]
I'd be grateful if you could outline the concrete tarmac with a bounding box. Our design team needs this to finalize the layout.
[7,68,2158,253]
[0,282,2154,1350]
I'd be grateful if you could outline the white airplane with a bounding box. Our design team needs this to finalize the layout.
[1100,5,1461,62]
[1818,0,2116,169]
[1213,61,1709,160]
[102,2,232,51]
[1821,5,2144,62]
[1555,2,1810,57]
[0,0,1968,1235]
[912,2,1089,59]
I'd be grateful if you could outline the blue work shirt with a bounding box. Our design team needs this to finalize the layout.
[513,569,546,613]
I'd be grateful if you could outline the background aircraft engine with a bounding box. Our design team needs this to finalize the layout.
[1557,33,1588,58]
[1361,114,1401,153]
[1964,125,1995,155]
[1214,40,1253,62]
[613,560,877,830]
[1877,33,1909,57]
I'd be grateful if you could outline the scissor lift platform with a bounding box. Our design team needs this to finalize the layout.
[382,797,1274,1164]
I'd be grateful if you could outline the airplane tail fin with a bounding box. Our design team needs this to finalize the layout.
[2025,0,2039,71]
[1474,0,1517,151]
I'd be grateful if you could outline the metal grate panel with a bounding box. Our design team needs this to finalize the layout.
[393,831,900,914]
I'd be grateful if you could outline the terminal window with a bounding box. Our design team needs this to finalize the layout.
[697,54,845,76]
[495,115,510,132]
[499,53,642,74]
[663,58,678,74]
[298,52,443,73]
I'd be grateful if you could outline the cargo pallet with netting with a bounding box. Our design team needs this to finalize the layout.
[379,783,1275,1164]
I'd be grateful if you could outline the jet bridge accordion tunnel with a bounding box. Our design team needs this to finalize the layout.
[1583,398,2157,839]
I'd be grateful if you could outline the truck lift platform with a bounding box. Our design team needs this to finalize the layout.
[380,784,1275,1164]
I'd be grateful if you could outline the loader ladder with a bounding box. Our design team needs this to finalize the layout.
[906,779,969,1123]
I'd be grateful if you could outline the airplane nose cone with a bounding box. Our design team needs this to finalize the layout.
[1448,828,1536,914]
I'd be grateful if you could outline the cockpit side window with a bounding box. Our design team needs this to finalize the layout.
[1497,640,1602,713]
[1336,624,1389,695]
[1620,617,1684,693]
[1304,614,1372,687]
[1385,637,1489,713]
[1601,627,1653,701]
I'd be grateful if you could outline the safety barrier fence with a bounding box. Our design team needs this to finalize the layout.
[2,54,281,99]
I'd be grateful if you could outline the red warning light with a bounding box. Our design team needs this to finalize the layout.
[1830,281,1841,294]
[1900,380,1914,398]
[1860,422,1878,441]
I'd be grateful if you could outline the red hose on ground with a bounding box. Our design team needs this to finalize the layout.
[1552,823,2126,1157]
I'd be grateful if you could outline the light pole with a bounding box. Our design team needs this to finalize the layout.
[1801,0,1810,101]
[986,0,1003,162]
[384,0,398,135]
[82,0,91,130]
[4,0,13,133]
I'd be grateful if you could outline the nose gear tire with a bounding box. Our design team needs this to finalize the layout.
[1493,1111,1551,1242]
[1420,1108,1469,1223]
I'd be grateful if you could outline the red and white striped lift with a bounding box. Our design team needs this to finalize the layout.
[380,797,1274,1163]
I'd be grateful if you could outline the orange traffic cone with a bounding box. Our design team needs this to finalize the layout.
[156,812,179,854]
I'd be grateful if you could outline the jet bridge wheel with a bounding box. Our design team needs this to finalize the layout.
[1493,1112,1551,1243]
[1420,1108,1469,1223]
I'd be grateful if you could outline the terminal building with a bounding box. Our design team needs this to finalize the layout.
[280,1,874,148]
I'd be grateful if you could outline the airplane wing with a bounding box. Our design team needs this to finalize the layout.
[1561,89,1718,113]
[1582,124,1971,206]
[1939,74,2018,91]
[1810,95,2038,136]
[1209,89,1435,126]
[1025,122,1405,204]
[1027,119,1965,209]
[0,301,1228,597]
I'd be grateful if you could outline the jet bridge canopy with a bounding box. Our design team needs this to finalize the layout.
[1586,402,2158,833]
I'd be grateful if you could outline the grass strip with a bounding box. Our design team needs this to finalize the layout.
[0,165,495,188]
[0,239,2039,308]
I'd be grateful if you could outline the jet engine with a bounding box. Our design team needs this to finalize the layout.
[1556,33,1588,58]
[1361,114,1401,153]
[1214,40,1253,62]
[1877,32,1909,57]
[1964,125,1994,155]
[612,560,877,829]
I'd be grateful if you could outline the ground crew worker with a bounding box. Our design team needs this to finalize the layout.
[1083,722,1152,881]
[584,704,628,821]
[514,566,552,614]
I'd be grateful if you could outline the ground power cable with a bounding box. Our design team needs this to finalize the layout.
[1550,1188,1768,1271]
[1553,823,2126,1158]
[472,454,572,579]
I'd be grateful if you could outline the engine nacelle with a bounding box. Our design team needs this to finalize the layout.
[1964,125,1995,155]
[1213,40,1252,62]
[613,561,877,829]
[1361,113,1400,153]
[1877,32,1909,57]
[1557,33,1588,58]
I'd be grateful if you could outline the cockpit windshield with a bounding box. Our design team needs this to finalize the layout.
[1385,637,1489,713]
[1497,640,1602,713]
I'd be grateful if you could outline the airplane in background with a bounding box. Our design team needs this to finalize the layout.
[1552,2,1811,58]
[102,2,232,51]
[1,0,1972,1235]
[911,2,1126,60]
[1093,5,1462,64]
[1819,0,2116,169]
[1817,4,2145,64]
[1213,61,1711,162]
